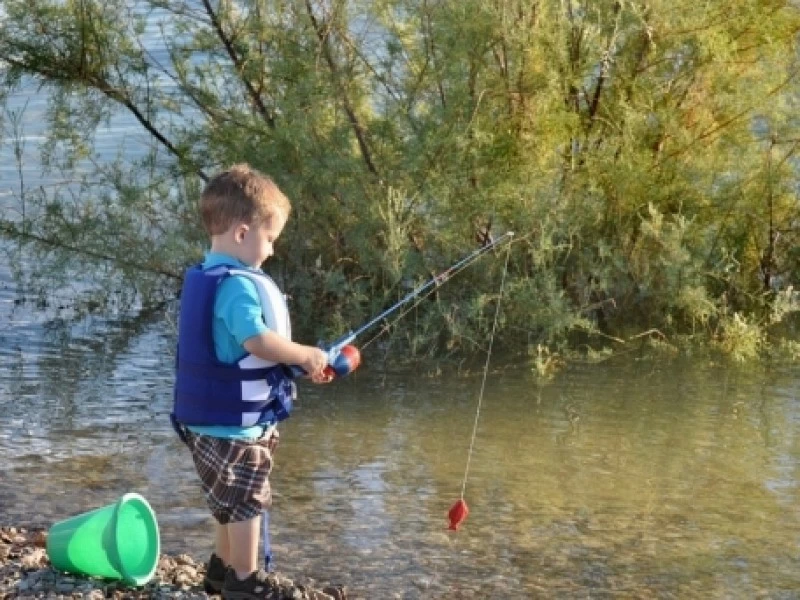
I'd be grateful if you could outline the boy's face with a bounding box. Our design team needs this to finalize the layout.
[234,209,287,267]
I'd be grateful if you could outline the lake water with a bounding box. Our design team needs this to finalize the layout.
[1,264,798,598]
[1,11,799,598]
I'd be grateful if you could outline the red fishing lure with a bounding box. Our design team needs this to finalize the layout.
[447,498,469,530]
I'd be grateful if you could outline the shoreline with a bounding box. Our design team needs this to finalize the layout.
[1,527,346,600]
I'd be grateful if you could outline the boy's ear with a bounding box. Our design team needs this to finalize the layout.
[234,222,249,243]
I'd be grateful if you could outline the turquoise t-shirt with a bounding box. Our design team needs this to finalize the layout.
[186,252,272,440]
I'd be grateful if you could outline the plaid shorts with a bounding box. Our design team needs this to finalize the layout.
[184,428,279,524]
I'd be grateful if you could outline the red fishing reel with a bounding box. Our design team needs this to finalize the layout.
[322,344,361,381]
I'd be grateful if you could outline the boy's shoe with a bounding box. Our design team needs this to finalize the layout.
[221,569,280,600]
[203,553,227,595]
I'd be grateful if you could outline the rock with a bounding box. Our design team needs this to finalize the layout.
[158,556,176,572]
[20,550,47,570]
[174,567,198,586]
[412,576,432,590]
[53,581,74,594]
[321,586,347,600]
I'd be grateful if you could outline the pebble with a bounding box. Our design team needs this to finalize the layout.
[1,526,347,600]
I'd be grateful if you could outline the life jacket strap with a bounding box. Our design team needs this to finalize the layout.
[268,380,295,421]
[170,412,190,446]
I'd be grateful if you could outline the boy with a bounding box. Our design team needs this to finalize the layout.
[172,164,332,599]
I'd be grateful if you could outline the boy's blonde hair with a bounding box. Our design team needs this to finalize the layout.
[200,164,291,235]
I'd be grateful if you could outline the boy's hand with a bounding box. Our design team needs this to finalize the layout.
[310,371,333,384]
[243,332,333,382]
[301,346,330,382]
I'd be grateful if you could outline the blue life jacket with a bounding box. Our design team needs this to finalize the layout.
[172,264,296,428]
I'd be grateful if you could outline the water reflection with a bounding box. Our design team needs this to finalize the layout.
[1,283,799,597]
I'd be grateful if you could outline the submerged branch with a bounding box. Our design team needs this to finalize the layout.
[0,220,183,280]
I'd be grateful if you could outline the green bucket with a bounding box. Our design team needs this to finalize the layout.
[46,493,160,586]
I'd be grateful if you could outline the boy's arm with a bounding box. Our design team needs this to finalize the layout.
[218,277,329,377]
[244,331,329,376]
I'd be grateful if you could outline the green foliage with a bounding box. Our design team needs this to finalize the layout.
[1,0,799,361]
[713,311,766,362]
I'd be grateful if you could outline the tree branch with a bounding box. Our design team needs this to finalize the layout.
[658,65,800,165]
[304,0,380,178]
[200,0,276,129]
[586,2,622,134]
[0,53,208,182]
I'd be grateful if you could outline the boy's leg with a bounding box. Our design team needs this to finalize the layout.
[227,516,261,579]
[216,521,231,564]
[186,430,276,589]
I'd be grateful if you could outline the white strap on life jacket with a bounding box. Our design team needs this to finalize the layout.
[228,269,293,421]
[229,268,292,345]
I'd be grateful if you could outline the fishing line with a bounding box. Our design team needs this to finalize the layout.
[446,237,513,531]
[460,240,512,499]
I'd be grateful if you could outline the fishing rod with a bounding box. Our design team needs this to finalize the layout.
[291,231,515,380]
